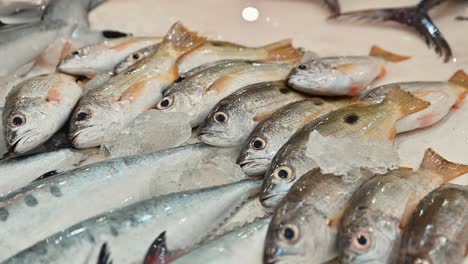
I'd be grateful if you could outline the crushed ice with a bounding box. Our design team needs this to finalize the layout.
[306,131,400,181]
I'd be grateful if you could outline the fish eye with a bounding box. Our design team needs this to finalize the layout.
[273,166,294,182]
[174,76,185,83]
[9,113,26,127]
[344,113,359,125]
[75,110,92,121]
[250,137,266,150]
[279,224,300,243]
[156,97,174,110]
[132,53,140,60]
[352,231,371,250]
[72,50,80,56]
[297,64,308,70]
[213,112,228,124]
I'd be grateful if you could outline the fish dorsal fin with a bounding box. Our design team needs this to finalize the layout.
[420,148,468,183]
[384,86,430,118]
[449,70,468,89]
[162,22,206,56]
[369,45,410,62]
[96,243,112,264]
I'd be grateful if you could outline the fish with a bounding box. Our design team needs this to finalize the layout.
[331,0,453,62]
[58,36,162,76]
[0,143,240,261]
[237,98,349,176]
[177,39,303,73]
[4,179,262,263]
[337,149,468,264]
[0,148,94,196]
[197,81,308,147]
[359,70,468,133]
[0,0,115,77]
[398,184,468,264]
[68,22,206,148]
[170,217,271,264]
[264,169,376,264]
[155,61,297,127]
[3,73,83,154]
[260,86,430,207]
[287,45,410,96]
[113,43,160,75]
[323,0,341,14]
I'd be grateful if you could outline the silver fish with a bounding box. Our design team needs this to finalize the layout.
[68,22,206,148]
[197,81,308,147]
[155,61,296,127]
[398,184,468,264]
[113,43,159,75]
[58,36,162,76]
[0,148,93,196]
[0,143,241,261]
[287,46,409,96]
[237,98,349,176]
[264,169,375,264]
[4,180,262,263]
[338,149,468,264]
[172,217,271,264]
[3,73,83,153]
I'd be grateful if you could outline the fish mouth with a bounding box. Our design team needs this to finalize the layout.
[8,132,40,154]
[238,159,269,176]
[70,126,102,148]
[260,194,281,208]
[197,130,234,146]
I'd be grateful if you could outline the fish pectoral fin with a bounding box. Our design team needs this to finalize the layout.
[46,79,64,102]
[449,70,468,90]
[206,74,236,94]
[96,242,112,264]
[118,81,150,103]
[420,148,468,183]
[144,231,185,264]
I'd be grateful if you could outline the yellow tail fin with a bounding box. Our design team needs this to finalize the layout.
[448,70,468,89]
[264,39,303,62]
[369,45,411,62]
[162,22,206,56]
[384,86,430,118]
[420,148,468,183]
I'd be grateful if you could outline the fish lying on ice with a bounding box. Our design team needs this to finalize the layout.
[338,149,468,264]
[4,180,262,264]
[197,81,308,147]
[260,87,429,207]
[68,22,206,148]
[398,184,468,264]
[237,98,349,176]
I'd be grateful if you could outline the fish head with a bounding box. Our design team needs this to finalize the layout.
[58,45,108,76]
[264,201,329,264]
[237,126,282,176]
[338,207,400,263]
[3,98,56,154]
[197,100,249,147]
[68,100,121,148]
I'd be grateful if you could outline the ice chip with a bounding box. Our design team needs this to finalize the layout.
[306,131,400,181]
[101,110,192,157]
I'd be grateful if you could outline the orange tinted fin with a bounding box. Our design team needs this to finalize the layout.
[162,22,206,56]
[253,109,279,122]
[384,86,430,118]
[398,166,414,171]
[448,70,468,89]
[60,41,74,60]
[119,81,148,102]
[327,210,345,228]
[208,40,245,48]
[264,39,303,62]
[420,148,468,183]
[369,45,410,62]
[46,78,64,102]
[206,75,235,94]
[388,127,397,140]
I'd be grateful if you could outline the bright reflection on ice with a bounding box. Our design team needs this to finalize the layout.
[242,7,259,22]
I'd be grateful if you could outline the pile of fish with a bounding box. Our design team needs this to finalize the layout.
[0,1,467,264]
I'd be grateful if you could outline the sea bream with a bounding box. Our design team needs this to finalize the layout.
[237,98,349,176]
[0,148,94,196]
[3,73,83,154]
[58,36,163,76]
[68,22,206,148]
[264,169,376,264]
[398,184,468,264]
[287,46,409,96]
[4,180,262,264]
[260,87,429,207]
[0,143,240,261]
[113,43,160,75]
[360,70,468,132]
[338,149,468,264]
[155,61,298,127]
[197,81,308,147]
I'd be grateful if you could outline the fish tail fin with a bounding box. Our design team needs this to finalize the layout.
[163,22,206,56]
[449,70,468,89]
[420,148,468,183]
[96,243,112,264]
[144,231,184,264]
[385,86,430,118]
[369,45,411,62]
[263,39,303,62]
